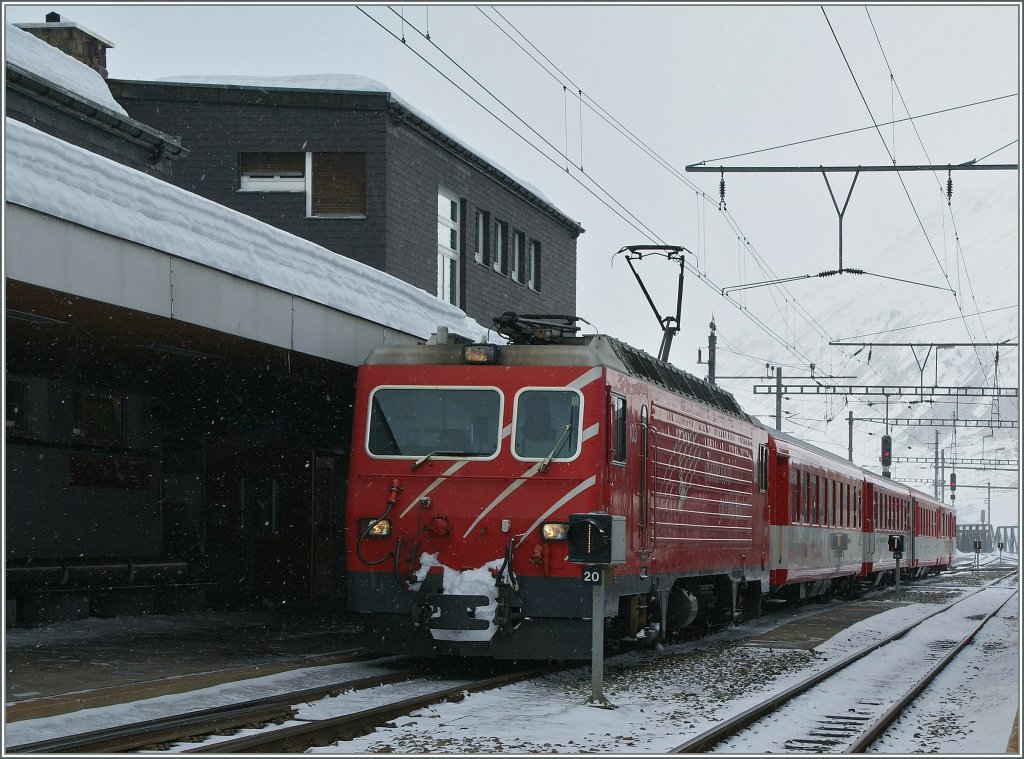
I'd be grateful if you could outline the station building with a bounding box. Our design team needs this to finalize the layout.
[4,15,582,624]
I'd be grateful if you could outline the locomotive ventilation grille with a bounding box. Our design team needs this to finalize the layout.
[607,338,748,420]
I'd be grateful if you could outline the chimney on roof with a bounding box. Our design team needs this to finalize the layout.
[15,12,114,79]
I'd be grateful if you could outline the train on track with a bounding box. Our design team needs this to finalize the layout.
[344,313,956,660]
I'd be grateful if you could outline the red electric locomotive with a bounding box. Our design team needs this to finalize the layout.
[344,314,953,660]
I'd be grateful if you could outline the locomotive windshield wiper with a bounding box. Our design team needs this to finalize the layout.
[410,450,485,470]
[539,424,573,473]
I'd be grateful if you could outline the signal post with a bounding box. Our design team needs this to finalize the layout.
[566,513,625,709]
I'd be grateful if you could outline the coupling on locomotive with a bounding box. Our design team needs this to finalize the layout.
[344,313,955,660]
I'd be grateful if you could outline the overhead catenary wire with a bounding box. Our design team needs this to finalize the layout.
[826,6,1000,386]
[362,5,822,369]
[696,93,1017,165]
[478,4,881,376]
[865,6,995,374]
[359,7,663,244]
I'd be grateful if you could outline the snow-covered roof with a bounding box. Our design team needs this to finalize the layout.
[4,22,128,117]
[153,73,582,231]
[4,117,489,343]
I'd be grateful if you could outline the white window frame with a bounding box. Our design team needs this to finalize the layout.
[493,220,508,275]
[474,209,487,265]
[528,239,541,291]
[510,230,524,284]
[239,174,306,192]
[437,188,460,307]
[239,153,306,193]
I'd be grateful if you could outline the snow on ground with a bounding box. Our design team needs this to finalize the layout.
[4,568,1018,754]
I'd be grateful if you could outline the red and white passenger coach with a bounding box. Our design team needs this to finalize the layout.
[344,315,954,660]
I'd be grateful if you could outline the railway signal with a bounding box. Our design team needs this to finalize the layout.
[567,513,625,710]
[880,434,892,477]
[888,534,904,592]
[566,514,625,565]
[950,472,957,502]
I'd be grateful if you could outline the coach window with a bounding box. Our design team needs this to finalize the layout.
[240,477,279,536]
[802,467,811,520]
[611,394,627,464]
[513,389,582,462]
[789,468,799,522]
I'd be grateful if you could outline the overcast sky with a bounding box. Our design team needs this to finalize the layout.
[3,2,1020,526]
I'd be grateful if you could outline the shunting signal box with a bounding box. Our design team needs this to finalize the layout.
[567,513,625,565]
[887,534,905,553]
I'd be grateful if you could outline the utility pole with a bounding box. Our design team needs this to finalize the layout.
[775,366,783,431]
[934,430,939,500]
[848,411,854,462]
[707,318,717,385]
[940,450,946,503]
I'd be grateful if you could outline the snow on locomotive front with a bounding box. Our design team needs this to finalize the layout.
[344,324,614,659]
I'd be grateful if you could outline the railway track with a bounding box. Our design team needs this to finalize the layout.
[6,659,570,754]
[6,659,426,754]
[669,571,1018,753]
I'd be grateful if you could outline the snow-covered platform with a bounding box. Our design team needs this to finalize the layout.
[4,603,367,722]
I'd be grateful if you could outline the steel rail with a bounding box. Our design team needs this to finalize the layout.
[849,588,1019,751]
[182,663,569,753]
[669,571,1016,753]
[6,665,426,754]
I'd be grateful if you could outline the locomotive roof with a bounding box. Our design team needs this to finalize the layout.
[364,332,751,422]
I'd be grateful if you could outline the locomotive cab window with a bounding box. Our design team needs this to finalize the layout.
[611,394,626,464]
[366,387,501,459]
[513,388,582,462]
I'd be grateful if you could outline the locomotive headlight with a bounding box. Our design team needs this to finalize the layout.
[359,517,392,537]
[462,344,499,364]
[540,522,569,541]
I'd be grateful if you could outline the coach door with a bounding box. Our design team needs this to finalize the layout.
[204,446,338,599]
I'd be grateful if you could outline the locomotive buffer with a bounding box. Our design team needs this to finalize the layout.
[567,513,625,708]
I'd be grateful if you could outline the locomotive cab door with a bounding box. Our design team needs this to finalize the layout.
[638,402,654,554]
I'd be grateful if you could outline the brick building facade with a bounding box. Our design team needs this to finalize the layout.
[107,77,584,327]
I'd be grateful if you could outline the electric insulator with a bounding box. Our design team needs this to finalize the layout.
[946,172,953,205]
[719,173,726,211]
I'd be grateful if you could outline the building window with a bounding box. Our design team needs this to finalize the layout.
[6,379,28,435]
[493,220,509,275]
[72,391,125,445]
[437,188,460,307]
[310,153,366,217]
[239,151,367,218]
[510,230,527,284]
[239,152,305,192]
[528,239,542,291]
[474,209,490,266]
